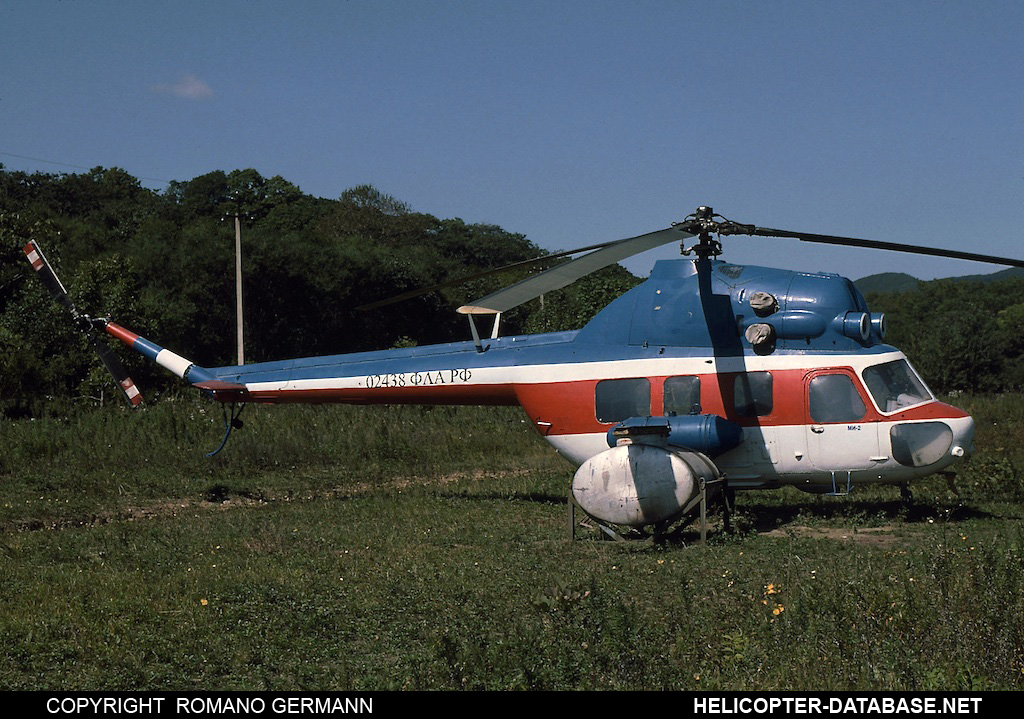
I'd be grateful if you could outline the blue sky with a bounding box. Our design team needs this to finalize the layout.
[3,0,1022,281]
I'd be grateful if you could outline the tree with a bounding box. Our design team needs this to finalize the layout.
[1,167,636,413]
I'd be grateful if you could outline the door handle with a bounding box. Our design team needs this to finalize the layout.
[811,425,825,434]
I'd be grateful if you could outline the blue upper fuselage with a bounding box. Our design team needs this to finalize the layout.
[205,258,888,385]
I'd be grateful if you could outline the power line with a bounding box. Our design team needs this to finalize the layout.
[0,150,174,184]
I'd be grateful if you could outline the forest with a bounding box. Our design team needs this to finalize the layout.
[2,164,1023,416]
[0,166,637,416]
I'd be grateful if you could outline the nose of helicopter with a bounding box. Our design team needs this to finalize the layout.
[947,413,975,459]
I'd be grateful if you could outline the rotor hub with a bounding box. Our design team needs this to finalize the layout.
[675,206,756,258]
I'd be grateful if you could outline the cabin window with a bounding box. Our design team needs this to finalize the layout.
[862,359,931,413]
[809,373,867,423]
[664,376,701,415]
[595,378,651,423]
[734,372,773,417]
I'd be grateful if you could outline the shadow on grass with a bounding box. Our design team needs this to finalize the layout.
[430,485,1001,549]
[736,496,995,536]
[559,494,1001,549]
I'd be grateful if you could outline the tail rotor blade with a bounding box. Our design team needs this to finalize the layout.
[90,336,144,407]
[23,241,77,316]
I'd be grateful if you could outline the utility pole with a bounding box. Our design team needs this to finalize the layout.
[234,212,244,366]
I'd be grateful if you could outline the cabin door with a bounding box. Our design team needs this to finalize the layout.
[803,370,881,472]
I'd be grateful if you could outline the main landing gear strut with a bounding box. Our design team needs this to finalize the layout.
[568,476,731,545]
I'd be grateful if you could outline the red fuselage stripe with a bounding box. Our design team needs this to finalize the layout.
[512,369,968,434]
[236,366,968,435]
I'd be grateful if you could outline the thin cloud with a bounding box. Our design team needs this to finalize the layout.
[153,74,214,100]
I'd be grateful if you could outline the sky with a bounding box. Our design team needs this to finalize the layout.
[2,0,1023,281]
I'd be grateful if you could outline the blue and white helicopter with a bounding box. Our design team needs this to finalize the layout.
[25,206,1024,538]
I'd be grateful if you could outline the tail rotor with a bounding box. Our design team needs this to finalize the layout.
[22,240,143,407]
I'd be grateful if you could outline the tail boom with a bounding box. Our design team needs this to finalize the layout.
[103,321,217,386]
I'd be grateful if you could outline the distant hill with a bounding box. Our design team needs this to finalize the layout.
[949,266,1024,284]
[855,266,1024,294]
[854,272,920,294]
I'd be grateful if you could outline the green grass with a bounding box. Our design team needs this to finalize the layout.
[2,397,1024,690]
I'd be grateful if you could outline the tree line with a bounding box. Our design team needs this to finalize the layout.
[864,277,1024,395]
[2,165,1022,417]
[0,166,637,416]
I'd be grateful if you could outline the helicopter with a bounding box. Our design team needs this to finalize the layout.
[23,206,1024,539]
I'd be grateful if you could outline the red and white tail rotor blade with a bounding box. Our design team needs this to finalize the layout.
[23,241,77,316]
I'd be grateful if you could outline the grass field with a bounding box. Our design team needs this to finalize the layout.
[2,396,1023,690]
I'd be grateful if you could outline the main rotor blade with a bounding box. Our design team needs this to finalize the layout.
[458,225,693,315]
[750,228,1024,269]
[356,238,625,312]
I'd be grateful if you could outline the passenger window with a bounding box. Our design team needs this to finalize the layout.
[664,376,700,415]
[734,372,772,417]
[595,378,651,423]
[809,374,867,423]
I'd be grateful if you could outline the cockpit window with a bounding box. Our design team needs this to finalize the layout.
[862,359,932,413]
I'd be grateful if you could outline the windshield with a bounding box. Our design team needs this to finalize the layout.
[862,359,932,413]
